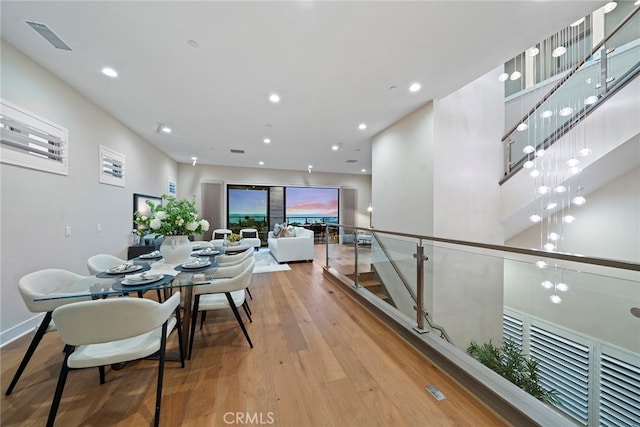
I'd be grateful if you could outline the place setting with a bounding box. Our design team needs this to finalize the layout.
[174,257,216,273]
[137,250,162,260]
[111,271,174,292]
[95,262,150,278]
[192,247,220,257]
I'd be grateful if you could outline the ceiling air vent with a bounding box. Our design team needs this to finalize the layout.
[346,159,358,163]
[230,149,245,154]
[25,21,72,51]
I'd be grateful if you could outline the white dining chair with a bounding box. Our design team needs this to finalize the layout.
[5,269,88,396]
[46,292,183,427]
[215,248,255,300]
[86,254,127,275]
[188,257,255,359]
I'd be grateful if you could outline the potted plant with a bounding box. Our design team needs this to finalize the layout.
[134,195,210,263]
[467,339,559,405]
[227,233,243,246]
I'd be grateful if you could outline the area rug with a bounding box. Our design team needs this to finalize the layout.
[253,249,291,273]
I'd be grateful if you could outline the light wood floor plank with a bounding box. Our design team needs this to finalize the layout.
[1,255,508,426]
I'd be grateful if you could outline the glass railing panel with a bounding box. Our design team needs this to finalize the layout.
[325,226,355,278]
[324,226,639,425]
[604,10,640,90]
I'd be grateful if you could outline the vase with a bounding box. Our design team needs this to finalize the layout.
[160,235,192,264]
[229,241,240,246]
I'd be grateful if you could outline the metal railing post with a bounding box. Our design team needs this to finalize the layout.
[413,244,428,334]
[353,230,360,289]
[325,224,330,268]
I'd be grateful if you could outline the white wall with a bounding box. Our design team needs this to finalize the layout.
[177,163,372,229]
[370,68,505,349]
[0,40,177,344]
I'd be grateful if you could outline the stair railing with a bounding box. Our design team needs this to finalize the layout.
[502,5,639,181]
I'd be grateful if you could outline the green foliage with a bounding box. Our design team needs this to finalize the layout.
[467,340,559,405]
[227,233,242,242]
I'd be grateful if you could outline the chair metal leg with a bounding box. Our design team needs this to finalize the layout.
[46,347,72,427]
[6,312,53,395]
[246,287,253,300]
[242,301,253,323]
[200,310,207,330]
[154,323,168,427]
[99,366,106,384]
[188,295,200,360]
[225,293,253,348]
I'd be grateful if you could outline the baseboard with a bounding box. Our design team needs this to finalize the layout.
[0,313,43,347]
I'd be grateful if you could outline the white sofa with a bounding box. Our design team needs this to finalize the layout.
[268,226,314,263]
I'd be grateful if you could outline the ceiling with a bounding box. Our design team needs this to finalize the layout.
[0,1,605,175]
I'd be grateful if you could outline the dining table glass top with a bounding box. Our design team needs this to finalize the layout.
[34,255,219,302]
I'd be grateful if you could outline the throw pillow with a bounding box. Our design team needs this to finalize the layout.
[273,223,283,237]
[284,225,295,238]
[243,231,257,238]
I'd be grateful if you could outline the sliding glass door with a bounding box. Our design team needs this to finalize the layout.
[227,185,269,245]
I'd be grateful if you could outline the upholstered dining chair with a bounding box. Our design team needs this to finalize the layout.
[5,269,88,396]
[86,253,127,275]
[188,257,255,359]
[210,228,232,248]
[46,292,183,427]
[239,228,261,250]
[215,248,255,300]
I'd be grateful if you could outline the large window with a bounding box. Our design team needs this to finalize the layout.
[227,185,269,239]
[285,186,339,225]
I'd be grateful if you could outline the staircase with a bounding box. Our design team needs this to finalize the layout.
[347,270,395,306]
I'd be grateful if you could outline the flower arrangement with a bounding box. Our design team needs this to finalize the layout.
[134,194,210,236]
[227,233,243,242]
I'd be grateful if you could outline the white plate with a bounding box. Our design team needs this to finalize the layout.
[122,273,163,285]
[121,276,163,285]
[108,264,142,274]
[195,249,219,256]
[181,260,211,269]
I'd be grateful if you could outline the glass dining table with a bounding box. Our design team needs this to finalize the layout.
[34,253,221,355]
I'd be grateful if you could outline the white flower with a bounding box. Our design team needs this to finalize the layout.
[150,218,162,230]
[186,221,199,232]
[176,218,184,226]
[155,211,168,220]
[199,219,210,231]
[141,215,147,221]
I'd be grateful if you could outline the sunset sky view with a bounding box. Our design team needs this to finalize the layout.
[229,189,267,215]
[285,187,338,215]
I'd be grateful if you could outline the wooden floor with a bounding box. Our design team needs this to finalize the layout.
[1,252,508,426]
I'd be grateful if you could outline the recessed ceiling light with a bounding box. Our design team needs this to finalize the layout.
[528,47,540,56]
[358,123,367,130]
[161,125,171,133]
[263,138,271,144]
[258,161,264,166]
[409,83,421,92]
[332,145,339,151]
[510,71,522,80]
[269,93,280,103]
[498,73,509,82]
[603,1,617,13]
[101,67,118,78]
[191,156,197,166]
[361,168,366,173]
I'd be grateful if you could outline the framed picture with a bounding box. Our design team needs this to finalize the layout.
[133,193,162,229]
